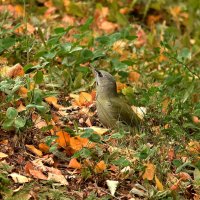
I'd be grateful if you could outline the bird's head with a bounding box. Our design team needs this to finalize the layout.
[93,68,117,97]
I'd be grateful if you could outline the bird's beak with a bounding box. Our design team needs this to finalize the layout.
[91,66,98,77]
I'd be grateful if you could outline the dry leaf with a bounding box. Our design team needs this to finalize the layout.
[18,86,28,98]
[56,131,70,149]
[39,143,50,153]
[128,71,140,83]
[29,169,48,180]
[79,92,93,106]
[17,102,26,112]
[48,173,68,185]
[106,180,119,196]
[7,63,24,78]
[24,161,34,175]
[45,96,63,109]
[70,136,89,151]
[142,163,156,181]
[90,126,109,135]
[68,158,82,169]
[116,82,127,92]
[155,175,164,191]
[94,160,106,173]
[193,116,200,124]
[0,152,8,158]
[9,173,31,183]
[26,145,43,157]
[186,141,200,154]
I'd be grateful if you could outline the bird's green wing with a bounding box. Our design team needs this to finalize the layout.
[110,97,141,128]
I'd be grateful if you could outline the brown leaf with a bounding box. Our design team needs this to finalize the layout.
[29,169,48,180]
[24,161,34,175]
[7,63,24,78]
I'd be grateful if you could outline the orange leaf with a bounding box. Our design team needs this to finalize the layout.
[94,160,106,173]
[26,145,43,157]
[29,169,48,180]
[116,82,127,93]
[68,158,82,169]
[7,63,24,78]
[170,180,180,191]
[128,71,140,83]
[155,175,164,191]
[142,163,155,181]
[70,136,89,151]
[193,116,200,124]
[178,172,191,181]
[79,92,93,106]
[168,148,175,161]
[18,86,28,98]
[39,143,50,153]
[56,131,70,149]
[45,96,63,109]
[186,140,200,154]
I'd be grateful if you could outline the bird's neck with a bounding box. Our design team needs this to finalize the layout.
[96,85,118,99]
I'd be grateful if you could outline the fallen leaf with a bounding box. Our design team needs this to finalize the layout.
[193,116,200,124]
[29,169,48,180]
[26,145,43,157]
[0,152,8,158]
[79,92,93,106]
[17,102,26,112]
[70,136,89,151]
[186,140,200,154]
[116,82,127,92]
[106,180,119,196]
[90,126,109,135]
[24,161,34,175]
[45,96,63,109]
[178,172,191,180]
[56,131,70,149]
[7,63,24,78]
[142,163,156,181]
[68,158,82,169]
[128,71,140,83]
[168,148,175,161]
[155,175,164,191]
[39,143,50,153]
[18,86,28,98]
[48,173,68,185]
[9,173,32,183]
[94,160,106,173]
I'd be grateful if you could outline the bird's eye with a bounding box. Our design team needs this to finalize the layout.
[97,71,103,77]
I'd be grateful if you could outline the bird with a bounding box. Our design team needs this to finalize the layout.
[93,68,141,132]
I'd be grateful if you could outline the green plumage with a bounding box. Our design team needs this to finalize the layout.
[94,69,141,132]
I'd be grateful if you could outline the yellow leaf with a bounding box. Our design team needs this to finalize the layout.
[155,175,164,191]
[142,163,155,181]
